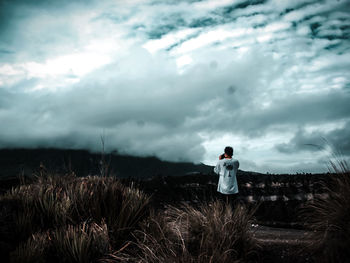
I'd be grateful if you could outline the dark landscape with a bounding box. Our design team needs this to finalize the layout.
[1,148,348,263]
[1,0,350,262]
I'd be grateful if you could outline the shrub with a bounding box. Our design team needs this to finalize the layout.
[2,173,75,235]
[10,231,48,263]
[68,177,151,246]
[299,158,350,263]
[51,221,110,263]
[10,221,110,263]
[0,173,151,262]
[114,200,259,263]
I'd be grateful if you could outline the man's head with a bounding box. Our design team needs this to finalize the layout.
[224,146,233,157]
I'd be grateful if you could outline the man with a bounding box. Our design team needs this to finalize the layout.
[214,146,240,206]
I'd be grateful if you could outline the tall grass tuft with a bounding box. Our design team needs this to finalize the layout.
[1,173,75,239]
[10,221,110,263]
[52,221,110,263]
[299,157,350,263]
[69,177,151,246]
[113,200,259,263]
[10,231,48,263]
[0,173,151,262]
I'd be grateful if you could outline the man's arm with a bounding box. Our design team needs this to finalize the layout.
[214,161,220,174]
[235,160,239,170]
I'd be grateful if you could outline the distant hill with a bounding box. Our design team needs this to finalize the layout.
[0,148,215,179]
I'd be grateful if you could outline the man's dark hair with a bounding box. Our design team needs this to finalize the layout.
[224,146,233,157]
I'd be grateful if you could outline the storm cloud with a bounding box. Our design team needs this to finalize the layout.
[276,120,350,155]
[1,0,350,173]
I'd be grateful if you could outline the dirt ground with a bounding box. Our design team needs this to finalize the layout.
[250,225,315,263]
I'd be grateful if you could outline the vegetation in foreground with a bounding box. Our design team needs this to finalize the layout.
[299,158,350,263]
[0,172,259,263]
[0,173,150,262]
[1,154,349,263]
[105,201,259,263]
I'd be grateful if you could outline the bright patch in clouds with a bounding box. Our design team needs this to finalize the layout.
[193,0,235,10]
[176,55,193,70]
[26,52,109,78]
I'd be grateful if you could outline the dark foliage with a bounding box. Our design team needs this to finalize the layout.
[299,159,350,263]
[0,173,151,262]
[103,201,259,263]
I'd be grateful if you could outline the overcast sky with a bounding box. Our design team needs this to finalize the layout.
[1,0,350,173]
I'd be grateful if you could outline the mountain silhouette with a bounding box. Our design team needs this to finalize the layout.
[0,148,214,179]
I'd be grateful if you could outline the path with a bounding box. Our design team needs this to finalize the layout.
[250,225,315,263]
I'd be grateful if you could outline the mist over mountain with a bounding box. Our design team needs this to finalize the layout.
[0,148,216,179]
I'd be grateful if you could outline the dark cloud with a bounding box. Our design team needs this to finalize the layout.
[276,121,350,156]
[222,0,268,15]
[138,11,187,39]
[185,87,350,141]
[239,91,350,132]
[275,129,326,154]
[0,49,14,54]
[148,24,179,39]
[227,85,236,95]
[188,17,220,28]
[0,0,98,62]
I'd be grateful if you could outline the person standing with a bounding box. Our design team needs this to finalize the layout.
[214,146,240,206]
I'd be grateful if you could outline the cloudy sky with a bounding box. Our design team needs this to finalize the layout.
[1,0,350,173]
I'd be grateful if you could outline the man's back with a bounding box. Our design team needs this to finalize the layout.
[214,158,239,194]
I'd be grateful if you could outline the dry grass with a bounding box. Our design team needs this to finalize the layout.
[0,173,151,262]
[1,171,258,262]
[10,221,110,263]
[52,221,110,263]
[106,200,259,263]
[299,158,350,263]
[10,231,48,263]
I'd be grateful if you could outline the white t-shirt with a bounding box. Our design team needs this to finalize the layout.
[214,158,239,194]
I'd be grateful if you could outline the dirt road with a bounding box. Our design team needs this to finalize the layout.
[250,225,315,263]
